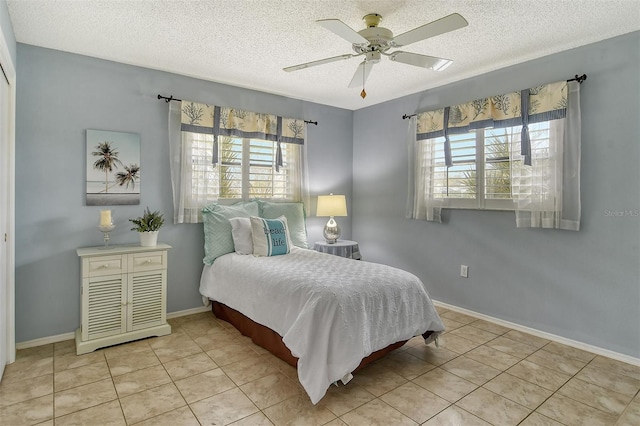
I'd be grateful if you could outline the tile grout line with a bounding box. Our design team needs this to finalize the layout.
[106,349,130,426]
[551,359,635,420]
[414,329,576,425]
[512,352,629,425]
[174,359,203,426]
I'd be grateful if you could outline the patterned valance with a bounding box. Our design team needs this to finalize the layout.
[416,80,568,166]
[179,100,306,168]
[180,101,305,144]
[416,80,567,138]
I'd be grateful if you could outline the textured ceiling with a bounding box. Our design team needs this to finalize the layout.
[6,0,640,110]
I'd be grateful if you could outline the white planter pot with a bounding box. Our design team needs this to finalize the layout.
[139,231,159,247]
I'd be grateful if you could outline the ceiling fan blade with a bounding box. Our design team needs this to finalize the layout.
[317,19,369,45]
[348,61,374,88]
[392,13,468,47]
[389,51,453,71]
[283,54,355,72]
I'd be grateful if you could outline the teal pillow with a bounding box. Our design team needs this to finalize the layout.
[201,201,259,264]
[250,216,291,257]
[257,200,308,248]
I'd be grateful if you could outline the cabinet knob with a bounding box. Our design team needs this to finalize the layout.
[145,259,152,264]
[101,264,109,269]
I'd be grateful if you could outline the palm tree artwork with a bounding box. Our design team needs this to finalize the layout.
[92,141,123,193]
[115,163,140,190]
[86,129,141,206]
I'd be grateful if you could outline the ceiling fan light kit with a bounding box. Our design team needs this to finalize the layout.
[284,12,468,98]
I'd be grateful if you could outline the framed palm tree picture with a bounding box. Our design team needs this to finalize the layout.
[86,129,141,205]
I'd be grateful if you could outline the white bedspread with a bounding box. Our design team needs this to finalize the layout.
[199,247,444,404]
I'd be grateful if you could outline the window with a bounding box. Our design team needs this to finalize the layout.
[189,133,300,205]
[424,121,551,210]
[218,137,296,200]
[408,79,581,229]
[169,101,308,224]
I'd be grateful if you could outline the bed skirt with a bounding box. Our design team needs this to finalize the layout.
[211,301,408,371]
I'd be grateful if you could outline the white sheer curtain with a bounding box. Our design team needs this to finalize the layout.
[406,117,444,222]
[512,81,581,230]
[168,101,217,223]
[289,133,311,210]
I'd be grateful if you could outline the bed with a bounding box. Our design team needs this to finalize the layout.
[197,200,444,403]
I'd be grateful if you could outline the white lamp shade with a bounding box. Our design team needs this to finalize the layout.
[316,194,347,217]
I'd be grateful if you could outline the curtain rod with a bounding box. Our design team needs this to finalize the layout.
[158,94,181,102]
[157,94,318,125]
[401,73,587,120]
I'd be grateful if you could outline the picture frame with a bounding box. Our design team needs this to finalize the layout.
[86,129,141,205]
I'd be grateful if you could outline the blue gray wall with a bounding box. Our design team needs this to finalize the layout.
[0,0,15,65]
[352,32,640,358]
[15,44,353,342]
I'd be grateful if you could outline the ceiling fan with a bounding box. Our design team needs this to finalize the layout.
[283,12,468,97]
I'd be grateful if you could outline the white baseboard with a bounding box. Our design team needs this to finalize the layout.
[16,306,212,350]
[433,300,640,367]
[166,305,210,319]
[16,331,75,350]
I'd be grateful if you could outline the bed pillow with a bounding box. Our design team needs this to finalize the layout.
[201,201,259,264]
[229,217,253,255]
[257,200,308,248]
[250,216,292,257]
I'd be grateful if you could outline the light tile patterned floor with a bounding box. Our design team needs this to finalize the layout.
[1,308,639,425]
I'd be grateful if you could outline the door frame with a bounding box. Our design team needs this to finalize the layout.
[0,26,16,368]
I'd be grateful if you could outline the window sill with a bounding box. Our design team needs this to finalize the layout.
[435,199,516,211]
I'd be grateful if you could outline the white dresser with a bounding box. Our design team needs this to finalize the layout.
[75,243,172,355]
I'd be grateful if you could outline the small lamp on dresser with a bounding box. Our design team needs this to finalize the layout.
[316,193,347,244]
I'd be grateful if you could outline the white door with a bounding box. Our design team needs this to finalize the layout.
[0,63,10,380]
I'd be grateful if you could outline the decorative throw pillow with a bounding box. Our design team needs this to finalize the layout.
[257,200,308,248]
[201,201,259,264]
[229,217,253,255]
[250,216,292,257]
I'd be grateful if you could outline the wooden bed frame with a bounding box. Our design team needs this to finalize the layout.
[212,301,409,372]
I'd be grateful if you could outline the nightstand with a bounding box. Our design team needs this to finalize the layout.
[314,240,361,260]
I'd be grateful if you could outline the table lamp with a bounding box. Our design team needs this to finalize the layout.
[316,193,347,244]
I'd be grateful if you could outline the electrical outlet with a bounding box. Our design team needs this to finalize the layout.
[460,265,469,278]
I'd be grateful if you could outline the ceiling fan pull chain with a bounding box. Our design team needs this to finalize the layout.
[361,63,367,98]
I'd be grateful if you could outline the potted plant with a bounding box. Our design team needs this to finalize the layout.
[129,207,165,247]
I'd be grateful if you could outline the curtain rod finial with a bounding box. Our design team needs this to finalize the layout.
[571,74,587,84]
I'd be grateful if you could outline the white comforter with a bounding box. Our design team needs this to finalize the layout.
[199,247,444,404]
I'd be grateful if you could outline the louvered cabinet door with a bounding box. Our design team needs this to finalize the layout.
[127,269,167,331]
[81,273,126,341]
[127,251,167,331]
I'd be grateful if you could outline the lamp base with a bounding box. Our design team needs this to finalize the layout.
[323,217,341,244]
